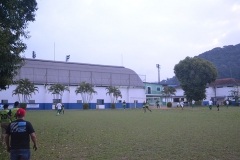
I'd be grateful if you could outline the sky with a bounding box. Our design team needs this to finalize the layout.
[23,0,240,82]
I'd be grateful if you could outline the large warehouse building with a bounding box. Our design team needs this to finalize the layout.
[0,59,145,110]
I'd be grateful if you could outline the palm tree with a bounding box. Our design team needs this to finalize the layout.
[162,86,176,103]
[48,83,69,100]
[106,86,122,104]
[12,78,39,103]
[75,81,97,103]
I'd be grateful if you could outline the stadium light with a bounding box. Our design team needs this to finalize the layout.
[66,55,70,62]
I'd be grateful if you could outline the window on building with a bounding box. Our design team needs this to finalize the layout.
[77,100,82,103]
[227,86,233,87]
[157,87,160,91]
[97,99,104,105]
[134,100,138,103]
[147,87,151,94]
[28,100,35,103]
[53,99,61,103]
[1,100,8,103]
[173,98,179,102]
[217,86,223,88]
[118,100,122,103]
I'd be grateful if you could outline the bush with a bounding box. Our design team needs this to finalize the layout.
[111,103,116,109]
[83,103,89,110]
[195,101,202,105]
[167,102,172,108]
[20,103,27,110]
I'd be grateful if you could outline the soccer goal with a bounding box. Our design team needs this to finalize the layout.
[129,97,162,109]
[129,97,147,109]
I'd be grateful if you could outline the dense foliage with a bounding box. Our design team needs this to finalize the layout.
[105,86,122,104]
[174,57,218,101]
[12,78,38,103]
[75,81,97,103]
[162,44,240,84]
[48,84,69,100]
[83,103,89,110]
[0,0,38,90]
[161,76,180,85]
[167,102,172,107]
[162,86,176,102]
[197,44,240,79]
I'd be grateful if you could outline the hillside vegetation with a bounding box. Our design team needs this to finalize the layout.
[196,43,240,80]
[161,43,240,84]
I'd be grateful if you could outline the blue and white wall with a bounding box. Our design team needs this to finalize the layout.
[0,85,145,110]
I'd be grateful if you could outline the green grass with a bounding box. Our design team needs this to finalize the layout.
[1,106,240,160]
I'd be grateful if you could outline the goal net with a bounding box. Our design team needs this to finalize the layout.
[129,97,162,109]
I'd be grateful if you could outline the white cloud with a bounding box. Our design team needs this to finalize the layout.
[232,4,240,12]
[24,0,240,82]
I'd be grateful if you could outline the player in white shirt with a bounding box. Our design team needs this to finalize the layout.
[209,99,213,110]
[226,100,229,109]
[180,101,184,110]
[56,103,62,115]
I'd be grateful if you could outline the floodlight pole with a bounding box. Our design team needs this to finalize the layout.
[66,55,70,62]
[156,64,160,84]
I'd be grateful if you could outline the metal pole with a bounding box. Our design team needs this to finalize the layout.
[54,42,55,61]
[156,64,160,84]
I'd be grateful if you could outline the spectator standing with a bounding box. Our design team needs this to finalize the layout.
[122,100,126,110]
[156,100,160,108]
[5,108,37,160]
[216,99,220,111]
[0,104,11,146]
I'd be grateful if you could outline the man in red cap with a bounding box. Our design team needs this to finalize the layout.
[5,108,38,160]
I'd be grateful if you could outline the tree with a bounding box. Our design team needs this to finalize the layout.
[12,78,38,103]
[0,0,38,90]
[48,84,69,100]
[229,86,239,102]
[105,86,122,104]
[161,86,176,102]
[174,57,218,101]
[75,81,97,104]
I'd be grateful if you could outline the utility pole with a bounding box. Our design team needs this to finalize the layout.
[156,64,160,84]
[54,42,55,61]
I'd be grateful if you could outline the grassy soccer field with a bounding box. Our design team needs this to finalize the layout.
[0,106,240,160]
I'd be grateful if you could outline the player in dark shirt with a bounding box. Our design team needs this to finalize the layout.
[122,100,126,110]
[5,108,38,160]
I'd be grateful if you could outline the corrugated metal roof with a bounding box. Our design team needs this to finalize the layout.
[209,78,240,86]
[14,59,143,87]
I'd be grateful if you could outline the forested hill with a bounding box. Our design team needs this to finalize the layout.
[196,43,240,79]
[160,43,240,85]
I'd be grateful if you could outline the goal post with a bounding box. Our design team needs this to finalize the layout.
[129,97,146,109]
[129,97,163,109]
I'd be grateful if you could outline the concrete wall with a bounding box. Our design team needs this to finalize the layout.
[167,86,238,106]
[0,85,145,110]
